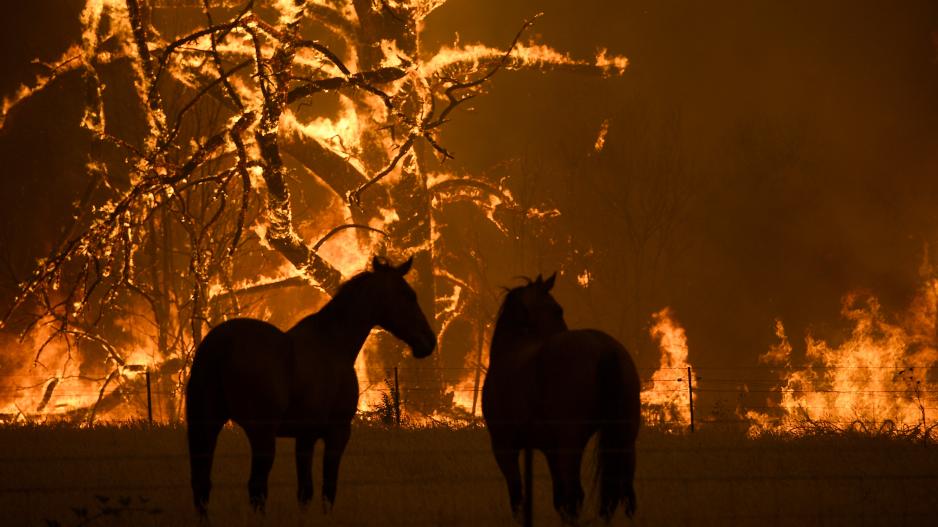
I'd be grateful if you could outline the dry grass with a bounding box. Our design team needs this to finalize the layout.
[1,422,937,526]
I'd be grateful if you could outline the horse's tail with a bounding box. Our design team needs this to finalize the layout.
[186,333,228,516]
[595,348,640,521]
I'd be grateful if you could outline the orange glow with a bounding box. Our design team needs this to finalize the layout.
[0,317,154,423]
[355,333,388,414]
[449,375,478,414]
[0,0,629,427]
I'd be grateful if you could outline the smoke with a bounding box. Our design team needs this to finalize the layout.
[420,1,938,419]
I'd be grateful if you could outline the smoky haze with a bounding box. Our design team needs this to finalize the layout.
[424,0,938,375]
[1,0,937,414]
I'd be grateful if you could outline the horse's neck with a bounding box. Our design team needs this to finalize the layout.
[291,288,376,364]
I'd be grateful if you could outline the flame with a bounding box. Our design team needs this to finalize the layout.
[747,282,938,436]
[282,105,365,168]
[642,308,694,429]
[272,0,305,24]
[0,46,84,130]
[355,333,388,413]
[449,374,478,414]
[595,48,629,76]
[1,0,132,130]
[316,228,372,278]
[0,316,154,423]
[207,260,303,300]
[422,41,628,79]
[3,0,630,426]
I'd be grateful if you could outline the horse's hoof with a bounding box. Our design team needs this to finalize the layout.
[511,506,524,525]
[560,512,580,526]
[297,490,313,510]
[250,497,267,515]
[322,497,334,515]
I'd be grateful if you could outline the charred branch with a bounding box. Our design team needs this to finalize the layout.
[348,134,415,208]
[253,14,342,293]
[286,67,404,104]
[423,14,542,132]
[312,224,388,252]
[126,0,165,126]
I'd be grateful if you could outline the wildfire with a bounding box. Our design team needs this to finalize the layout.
[0,317,153,423]
[642,308,694,429]
[355,334,389,413]
[747,282,938,436]
[1,0,629,426]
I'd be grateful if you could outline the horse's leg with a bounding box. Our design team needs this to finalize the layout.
[245,426,277,513]
[544,450,568,522]
[188,419,225,517]
[295,434,316,508]
[623,442,637,518]
[545,444,585,525]
[492,439,523,522]
[321,422,351,513]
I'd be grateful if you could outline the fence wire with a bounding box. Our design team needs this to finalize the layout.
[2,365,937,434]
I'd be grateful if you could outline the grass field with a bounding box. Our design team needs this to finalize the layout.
[1,422,937,526]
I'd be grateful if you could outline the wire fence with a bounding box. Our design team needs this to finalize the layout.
[1,366,937,432]
[2,363,937,524]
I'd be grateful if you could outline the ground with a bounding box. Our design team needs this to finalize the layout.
[1,423,936,526]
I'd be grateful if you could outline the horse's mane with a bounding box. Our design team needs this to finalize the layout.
[320,258,414,318]
[491,278,534,347]
[315,270,376,319]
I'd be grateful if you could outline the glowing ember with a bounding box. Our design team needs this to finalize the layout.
[593,119,610,152]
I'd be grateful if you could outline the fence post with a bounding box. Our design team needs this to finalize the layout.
[393,366,401,427]
[145,368,153,426]
[523,446,533,527]
[470,318,485,417]
[687,366,695,432]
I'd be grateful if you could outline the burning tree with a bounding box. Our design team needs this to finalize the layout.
[0,0,627,422]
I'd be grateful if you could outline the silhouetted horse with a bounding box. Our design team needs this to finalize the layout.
[185,257,436,516]
[483,274,641,524]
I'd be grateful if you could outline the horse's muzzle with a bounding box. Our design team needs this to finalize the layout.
[411,335,436,358]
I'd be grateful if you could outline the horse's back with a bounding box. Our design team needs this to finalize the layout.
[188,318,294,426]
[540,329,639,386]
[534,329,641,435]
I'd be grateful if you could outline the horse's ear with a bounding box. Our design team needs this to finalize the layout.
[396,256,414,275]
[543,272,556,291]
[372,256,389,272]
[534,274,543,285]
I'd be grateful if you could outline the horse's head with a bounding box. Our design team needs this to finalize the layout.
[496,272,568,339]
[368,256,437,358]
